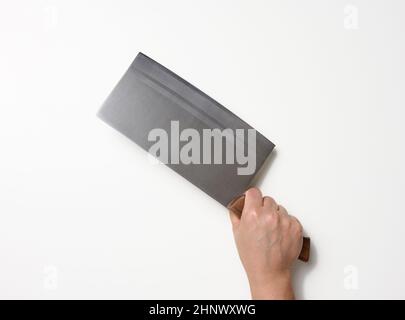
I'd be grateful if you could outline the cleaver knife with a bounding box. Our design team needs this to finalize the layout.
[98,52,310,262]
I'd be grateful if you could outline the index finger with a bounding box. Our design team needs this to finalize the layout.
[243,187,263,214]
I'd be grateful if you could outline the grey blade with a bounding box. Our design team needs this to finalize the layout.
[98,52,275,207]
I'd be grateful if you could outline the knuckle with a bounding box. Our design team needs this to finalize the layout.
[283,218,292,229]
[262,205,275,216]
[262,212,278,227]
[271,212,281,225]
[278,204,288,215]
[244,209,259,221]
[291,217,303,234]
[263,213,274,225]
[263,196,275,204]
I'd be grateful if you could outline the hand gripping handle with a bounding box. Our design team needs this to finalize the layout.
[227,195,310,262]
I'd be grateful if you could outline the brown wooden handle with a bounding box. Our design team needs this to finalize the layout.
[227,195,310,262]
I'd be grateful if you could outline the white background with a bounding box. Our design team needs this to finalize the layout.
[1,0,404,299]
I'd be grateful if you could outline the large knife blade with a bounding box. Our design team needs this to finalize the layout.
[98,53,274,206]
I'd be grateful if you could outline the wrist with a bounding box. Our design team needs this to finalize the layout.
[248,270,294,300]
